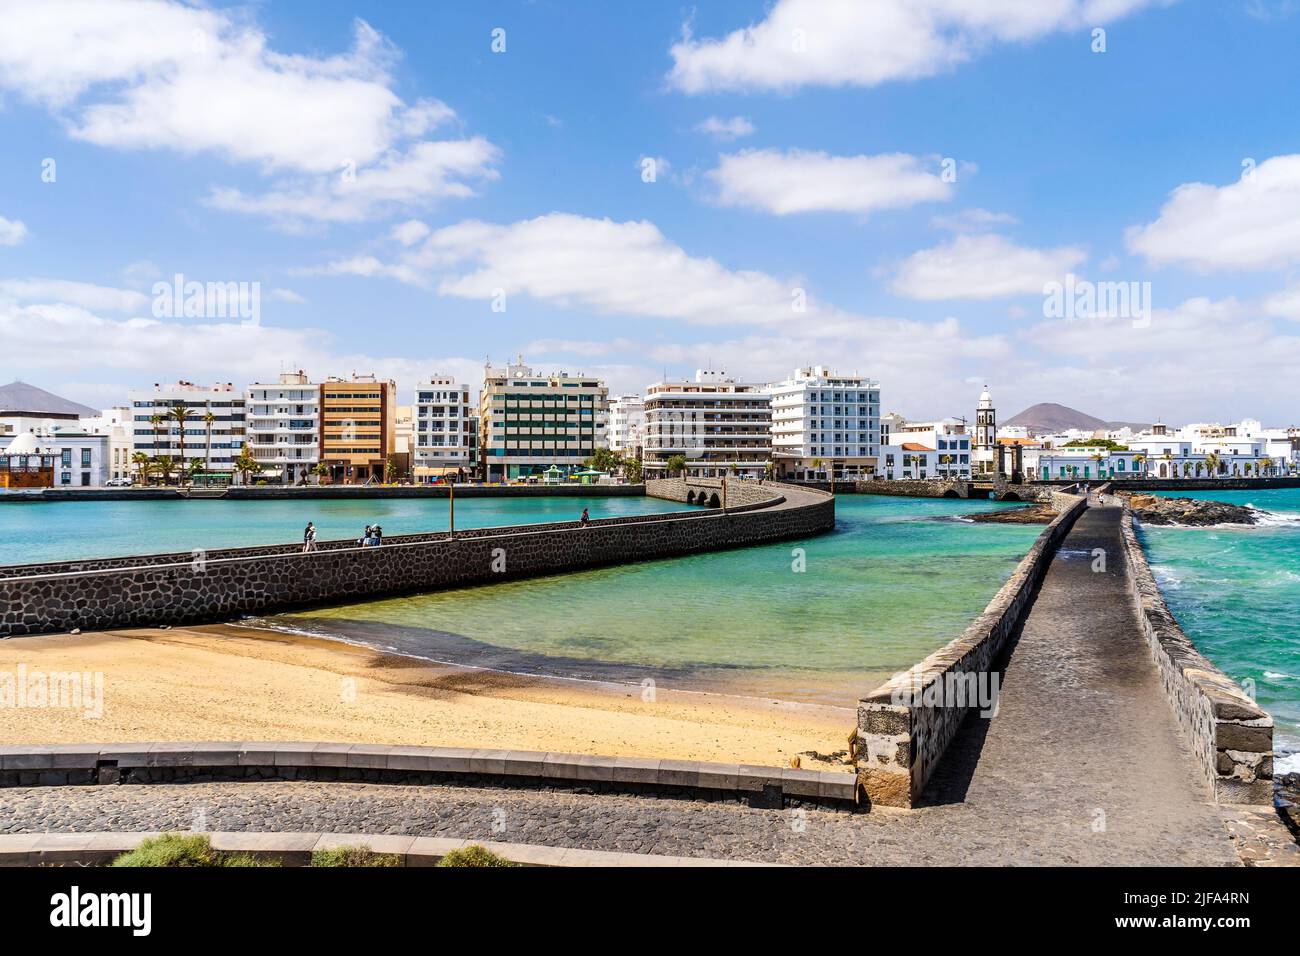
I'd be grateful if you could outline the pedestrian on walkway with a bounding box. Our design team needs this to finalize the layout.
[303,522,317,553]
[579,507,590,528]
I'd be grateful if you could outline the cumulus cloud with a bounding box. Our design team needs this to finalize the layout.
[0,0,498,224]
[0,277,483,407]
[930,208,1018,233]
[706,148,951,216]
[0,215,28,246]
[891,234,1086,300]
[694,115,756,141]
[1126,154,1300,271]
[667,0,1169,94]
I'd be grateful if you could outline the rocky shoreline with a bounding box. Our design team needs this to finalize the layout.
[962,505,1057,524]
[1121,493,1258,526]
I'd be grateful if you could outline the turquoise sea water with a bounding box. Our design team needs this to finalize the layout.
[0,495,695,565]
[1146,489,1300,767]
[278,496,1041,705]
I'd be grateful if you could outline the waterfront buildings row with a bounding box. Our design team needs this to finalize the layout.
[4,369,1299,486]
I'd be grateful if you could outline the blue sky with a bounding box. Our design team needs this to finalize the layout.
[2,0,1300,423]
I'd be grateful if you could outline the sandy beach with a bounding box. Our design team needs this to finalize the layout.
[0,625,856,771]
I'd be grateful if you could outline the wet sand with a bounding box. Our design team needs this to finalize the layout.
[0,625,857,771]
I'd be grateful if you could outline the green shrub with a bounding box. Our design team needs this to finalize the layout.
[110,833,279,868]
[310,845,402,868]
[437,844,519,867]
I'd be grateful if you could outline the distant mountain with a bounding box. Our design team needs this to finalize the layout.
[0,381,97,418]
[1003,402,1148,436]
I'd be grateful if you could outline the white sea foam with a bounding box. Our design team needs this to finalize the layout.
[1263,671,1295,681]
[1276,750,1300,775]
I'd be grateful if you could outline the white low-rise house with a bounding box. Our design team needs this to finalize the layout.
[767,366,880,480]
[608,394,645,459]
[245,371,321,484]
[0,382,114,486]
[1036,444,1142,481]
[878,418,972,480]
[643,370,771,479]
[414,375,477,482]
[80,407,134,482]
[1124,421,1278,478]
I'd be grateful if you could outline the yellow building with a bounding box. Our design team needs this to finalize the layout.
[319,374,396,484]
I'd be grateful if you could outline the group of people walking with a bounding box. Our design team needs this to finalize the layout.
[301,521,384,552]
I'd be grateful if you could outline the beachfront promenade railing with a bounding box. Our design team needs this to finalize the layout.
[0,481,833,637]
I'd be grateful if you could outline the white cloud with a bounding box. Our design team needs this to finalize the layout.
[206,139,500,226]
[0,277,149,312]
[694,115,756,141]
[930,208,1018,233]
[292,256,425,286]
[891,234,1086,300]
[1263,284,1300,321]
[268,288,306,304]
[391,219,431,246]
[0,215,28,245]
[707,148,951,216]
[0,1,497,224]
[0,280,483,407]
[1126,154,1300,271]
[667,0,1168,94]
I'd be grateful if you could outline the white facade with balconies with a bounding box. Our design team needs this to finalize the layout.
[415,376,477,482]
[643,370,771,479]
[766,366,880,480]
[245,371,320,483]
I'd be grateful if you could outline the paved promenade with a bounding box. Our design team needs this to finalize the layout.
[3,503,1290,864]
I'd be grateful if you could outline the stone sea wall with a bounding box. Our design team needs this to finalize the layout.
[1119,512,1273,803]
[854,491,1089,808]
[0,484,833,636]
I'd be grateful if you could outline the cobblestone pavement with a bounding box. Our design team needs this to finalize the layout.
[0,773,1245,865]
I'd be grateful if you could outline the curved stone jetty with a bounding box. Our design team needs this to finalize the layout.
[0,480,833,636]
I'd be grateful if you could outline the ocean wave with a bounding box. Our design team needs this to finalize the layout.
[1276,750,1300,775]
[1250,508,1300,528]
[1264,670,1296,682]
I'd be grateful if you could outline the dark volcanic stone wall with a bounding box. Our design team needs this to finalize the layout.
[0,485,833,636]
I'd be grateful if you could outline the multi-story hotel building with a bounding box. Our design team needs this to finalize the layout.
[319,373,396,484]
[414,375,477,482]
[245,370,320,484]
[479,360,608,482]
[643,370,772,479]
[128,381,246,478]
[608,394,645,459]
[767,366,880,480]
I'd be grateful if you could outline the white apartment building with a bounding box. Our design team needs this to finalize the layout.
[643,370,772,479]
[767,366,880,480]
[245,371,320,484]
[878,418,972,480]
[415,376,477,482]
[129,381,247,478]
[608,394,646,459]
[479,360,608,482]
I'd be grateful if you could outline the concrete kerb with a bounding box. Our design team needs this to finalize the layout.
[0,742,859,808]
[0,830,778,867]
[853,492,1089,808]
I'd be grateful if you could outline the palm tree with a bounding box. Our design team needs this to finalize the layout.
[234,444,259,486]
[168,405,193,485]
[131,451,153,486]
[1205,452,1220,478]
[665,454,687,477]
[152,454,174,486]
[1182,460,1192,478]
[311,462,330,486]
[202,408,216,487]
[149,414,164,466]
[1133,454,1146,479]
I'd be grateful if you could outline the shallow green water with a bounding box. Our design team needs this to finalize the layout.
[0,495,694,564]
[1146,488,1300,767]
[278,496,1042,705]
